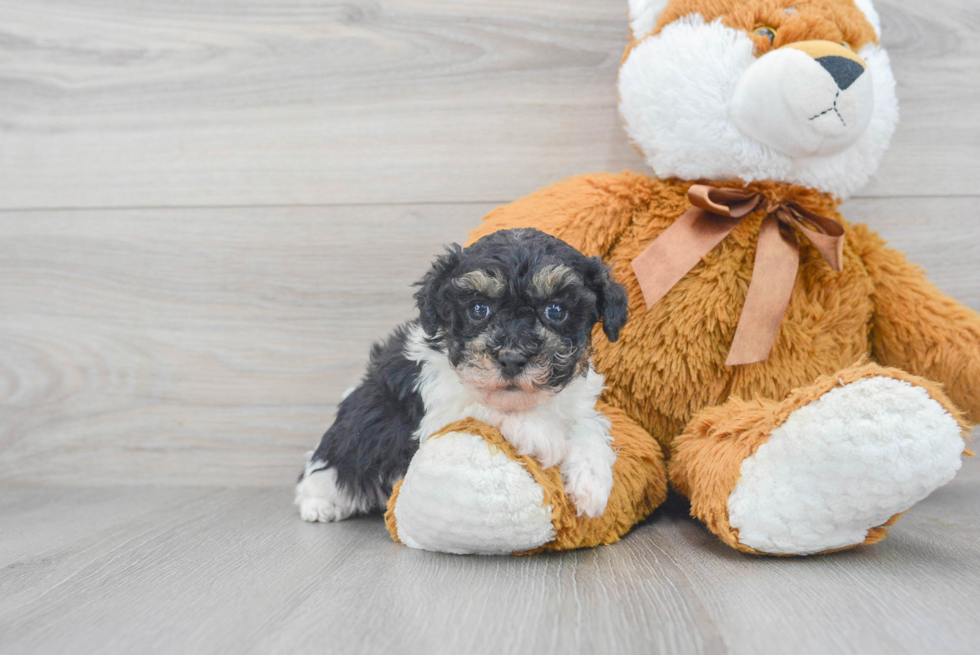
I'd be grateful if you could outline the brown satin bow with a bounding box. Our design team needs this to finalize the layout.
[630,184,845,366]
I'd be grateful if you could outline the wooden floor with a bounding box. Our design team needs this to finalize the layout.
[2,1,980,653]
[2,456,979,655]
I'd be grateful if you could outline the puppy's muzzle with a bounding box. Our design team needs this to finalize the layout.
[496,350,530,379]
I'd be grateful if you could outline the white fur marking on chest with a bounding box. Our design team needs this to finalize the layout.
[404,325,609,469]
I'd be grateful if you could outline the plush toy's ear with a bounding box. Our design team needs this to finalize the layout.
[628,0,670,41]
[583,257,630,342]
[852,0,882,38]
[413,244,463,337]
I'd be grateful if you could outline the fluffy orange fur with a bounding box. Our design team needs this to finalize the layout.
[466,171,980,554]
[388,0,979,556]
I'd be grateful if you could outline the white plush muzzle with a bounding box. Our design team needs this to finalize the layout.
[730,44,874,158]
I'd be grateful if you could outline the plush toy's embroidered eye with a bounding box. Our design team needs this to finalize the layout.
[545,303,567,323]
[468,303,491,321]
[754,26,777,45]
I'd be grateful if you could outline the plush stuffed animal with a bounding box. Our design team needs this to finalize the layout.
[385,0,980,555]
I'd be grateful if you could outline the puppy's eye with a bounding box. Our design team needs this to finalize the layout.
[754,26,776,45]
[544,303,567,324]
[468,303,491,321]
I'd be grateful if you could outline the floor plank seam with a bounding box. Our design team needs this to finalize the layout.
[1,195,978,214]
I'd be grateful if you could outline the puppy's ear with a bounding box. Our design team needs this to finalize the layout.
[413,244,463,337]
[583,257,630,342]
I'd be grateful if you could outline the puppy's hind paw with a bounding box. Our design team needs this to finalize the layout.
[298,497,346,523]
[294,465,359,523]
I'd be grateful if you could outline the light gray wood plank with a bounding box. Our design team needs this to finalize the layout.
[0,203,490,486]
[0,0,640,209]
[1,457,978,655]
[867,0,980,198]
[0,0,977,209]
[840,196,980,308]
[1,199,978,486]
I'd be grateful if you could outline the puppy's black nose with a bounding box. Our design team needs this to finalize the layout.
[816,55,864,90]
[497,351,528,378]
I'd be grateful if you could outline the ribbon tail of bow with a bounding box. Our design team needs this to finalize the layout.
[631,186,760,310]
[726,216,800,366]
[784,205,846,272]
[631,207,742,309]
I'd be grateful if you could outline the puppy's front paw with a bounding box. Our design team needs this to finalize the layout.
[498,415,569,470]
[562,459,614,518]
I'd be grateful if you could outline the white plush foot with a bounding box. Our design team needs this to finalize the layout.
[392,431,555,555]
[295,466,360,523]
[728,376,965,555]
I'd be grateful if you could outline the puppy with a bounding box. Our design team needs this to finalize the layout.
[295,228,629,522]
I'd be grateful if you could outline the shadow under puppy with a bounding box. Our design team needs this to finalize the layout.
[296,228,629,522]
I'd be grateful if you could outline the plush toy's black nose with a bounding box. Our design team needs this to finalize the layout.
[497,351,529,378]
[817,55,865,90]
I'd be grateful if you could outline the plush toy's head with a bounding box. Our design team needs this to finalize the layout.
[620,0,898,198]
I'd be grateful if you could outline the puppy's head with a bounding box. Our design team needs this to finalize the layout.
[414,229,628,412]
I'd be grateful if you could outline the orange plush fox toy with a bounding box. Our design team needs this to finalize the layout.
[385,0,980,555]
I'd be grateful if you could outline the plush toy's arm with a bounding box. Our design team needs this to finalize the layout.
[855,225,980,423]
[385,403,668,554]
[466,172,647,255]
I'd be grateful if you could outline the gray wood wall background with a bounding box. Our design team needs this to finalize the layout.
[2,0,978,486]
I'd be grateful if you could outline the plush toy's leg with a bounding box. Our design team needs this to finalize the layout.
[668,363,971,555]
[385,403,667,555]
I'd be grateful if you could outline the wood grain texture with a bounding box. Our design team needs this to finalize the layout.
[1,198,977,487]
[0,0,978,209]
[1,2,978,652]
[840,197,980,309]
[0,203,490,485]
[1,456,978,655]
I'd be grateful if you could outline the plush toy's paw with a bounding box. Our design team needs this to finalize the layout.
[389,429,555,555]
[727,375,965,555]
[386,409,668,555]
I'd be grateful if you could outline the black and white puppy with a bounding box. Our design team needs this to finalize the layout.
[295,228,629,522]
